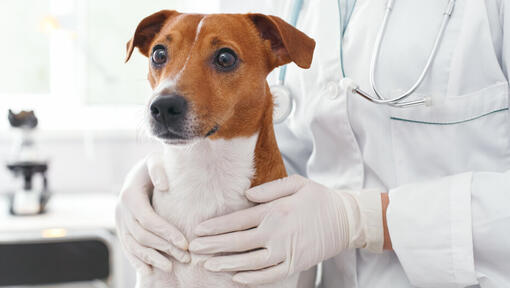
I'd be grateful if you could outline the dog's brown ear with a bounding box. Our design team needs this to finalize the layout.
[125,10,179,62]
[248,14,315,69]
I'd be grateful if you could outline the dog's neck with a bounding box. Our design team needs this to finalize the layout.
[250,92,287,187]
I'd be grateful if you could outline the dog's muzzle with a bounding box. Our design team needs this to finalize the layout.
[149,94,189,139]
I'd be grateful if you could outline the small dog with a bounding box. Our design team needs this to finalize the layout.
[125,10,315,288]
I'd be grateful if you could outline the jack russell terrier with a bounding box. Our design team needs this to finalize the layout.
[125,10,315,288]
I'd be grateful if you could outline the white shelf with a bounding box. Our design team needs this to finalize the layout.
[0,193,117,235]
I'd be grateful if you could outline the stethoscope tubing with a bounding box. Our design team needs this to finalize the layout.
[364,0,456,107]
[276,0,457,111]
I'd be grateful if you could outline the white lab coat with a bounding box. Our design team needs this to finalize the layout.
[217,0,510,287]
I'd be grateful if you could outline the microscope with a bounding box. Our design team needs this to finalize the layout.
[6,110,50,215]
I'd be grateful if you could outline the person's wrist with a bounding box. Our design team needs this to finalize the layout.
[381,193,392,250]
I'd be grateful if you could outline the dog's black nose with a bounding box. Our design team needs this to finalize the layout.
[150,94,188,126]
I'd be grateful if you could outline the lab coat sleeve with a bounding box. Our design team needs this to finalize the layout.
[386,170,510,288]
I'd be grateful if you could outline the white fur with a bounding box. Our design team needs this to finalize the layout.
[158,134,258,240]
[153,79,178,96]
[136,133,299,288]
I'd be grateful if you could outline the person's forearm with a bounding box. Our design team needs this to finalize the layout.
[381,193,392,250]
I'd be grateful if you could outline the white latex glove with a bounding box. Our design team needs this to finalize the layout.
[189,175,384,285]
[115,154,190,273]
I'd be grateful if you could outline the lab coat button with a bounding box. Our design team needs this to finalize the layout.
[326,81,340,100]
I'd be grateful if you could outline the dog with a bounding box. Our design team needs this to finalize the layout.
[125,10,315,288]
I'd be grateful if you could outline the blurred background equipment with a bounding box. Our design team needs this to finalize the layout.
[6,110,51,216]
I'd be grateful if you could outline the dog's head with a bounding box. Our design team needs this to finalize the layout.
[126,10,315,145]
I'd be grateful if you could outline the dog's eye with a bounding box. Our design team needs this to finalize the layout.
[214,48,238,71]
[152,46,167,66]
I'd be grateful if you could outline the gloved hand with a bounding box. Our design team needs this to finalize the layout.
[115,154,190,273]
[189,175,384,285]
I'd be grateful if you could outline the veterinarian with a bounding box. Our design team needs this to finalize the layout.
[115,0,510,287]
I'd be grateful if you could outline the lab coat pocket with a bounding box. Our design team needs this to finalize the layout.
[389,82,510,186]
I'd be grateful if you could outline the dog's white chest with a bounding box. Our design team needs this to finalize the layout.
[154,135,258,240]
[147,135,257,288]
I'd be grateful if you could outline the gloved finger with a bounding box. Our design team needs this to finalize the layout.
[123,233,173,272]
[232,262,288,285]
[124,249,152,274]
[124,191,188,250]
[194,204,267,236]
[146,153,169,191]
[125,214,190,263]
[189,229,264,254]
[246,175,307,203]
[204,249,283,272]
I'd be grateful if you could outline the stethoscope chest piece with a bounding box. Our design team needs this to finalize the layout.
[271,84,294,124]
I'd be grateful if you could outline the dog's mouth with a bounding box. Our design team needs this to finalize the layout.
[205,124,219,137]
[152,124,220,145]
[156,130,184,140]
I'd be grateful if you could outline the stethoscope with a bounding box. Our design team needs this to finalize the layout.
[271,0,457,124]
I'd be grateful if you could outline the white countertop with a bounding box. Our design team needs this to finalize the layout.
[0,193,117,234]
